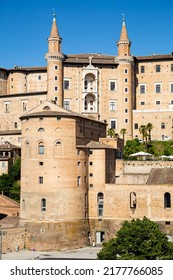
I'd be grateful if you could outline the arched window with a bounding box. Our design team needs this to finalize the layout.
[164,192,171,208]
[38,142,44,155]
[55,140,62,157]
[55,140,62,145]
[130,192,137,208]
[38,128,45,132]
[43,106,50,111]
[97,192,104,217]
[41,198,46,212]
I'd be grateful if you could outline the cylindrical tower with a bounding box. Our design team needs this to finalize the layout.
[20,103,89,250]
[45,13,64,106]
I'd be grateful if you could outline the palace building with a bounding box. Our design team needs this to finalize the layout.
[1,14,173,251]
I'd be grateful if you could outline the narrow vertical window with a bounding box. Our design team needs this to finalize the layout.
[41,198,46,211]
[97,192,104,217]
[130,192,137,208]
[164,192,171,208]
[38,142,44,155]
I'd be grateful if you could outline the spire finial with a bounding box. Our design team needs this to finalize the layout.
[122,13,125,24]
[53,9,56,21]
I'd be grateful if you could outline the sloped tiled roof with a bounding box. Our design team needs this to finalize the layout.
[77,140,114,149]
[147,168,173,185]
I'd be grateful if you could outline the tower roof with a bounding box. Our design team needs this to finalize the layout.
[119,18,129,42]
[49,12,60,38]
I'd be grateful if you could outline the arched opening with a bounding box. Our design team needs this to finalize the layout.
[164,192,171,208]
[84,93,96,112]
[38,142,44,155]
[97,192,104,217]
[84,73,95,91]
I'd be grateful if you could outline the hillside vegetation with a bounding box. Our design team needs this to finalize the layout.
[123,139,173,160]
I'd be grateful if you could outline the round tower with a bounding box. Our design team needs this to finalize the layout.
[45,12,64,106]
[116,16,134,140]
[19,102,90,251]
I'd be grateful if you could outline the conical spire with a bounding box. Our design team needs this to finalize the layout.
[49,11,60,38]
[116,15,131,57]
[119,15,129,42]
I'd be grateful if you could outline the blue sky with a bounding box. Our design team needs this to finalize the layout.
[0,0,173,68]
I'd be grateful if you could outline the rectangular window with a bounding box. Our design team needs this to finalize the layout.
[140,84,146,94]
[155,84,161,93]
[14,122,17,128]
[54,65,59,70]
[171,64,173,72]
[39,177,43,184]
[124,97,128,103]
[64,100,71,110]
[140,65,145,73]
[140,101,145,105]
[124,87,128,93]
[156,65,161,72]
[109,80,116,91]
[134,123,138,129]
[156,100,161,105]
[55,76,58,80]
[55,86,58,91]
[110,119,117,129]
[39,162,43,166]
[170,83,173,93]
[38,76,41,80]
[161,122,165,129]
[109,100,116,111]
[124,118,128,123]
[124,69,128,74]
[124,108,128,113]
[64,80,70,90]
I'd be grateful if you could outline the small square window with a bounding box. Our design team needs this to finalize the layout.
[39,162,43,166]
[90,162,93,166]
[156,65,161,72]
[140,101,145,105]
[156,100,160,105]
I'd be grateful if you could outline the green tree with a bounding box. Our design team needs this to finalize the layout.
[123,138,141,159]
[146,123,154,143]
[120,128,127,142]
[0,157,21,202]
[139,125,147,143]
[107,128,115,138]
[97,217,173,260]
